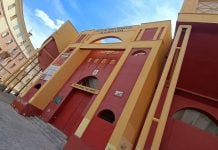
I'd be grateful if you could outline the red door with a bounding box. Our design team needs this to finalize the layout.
[51,89,93,136]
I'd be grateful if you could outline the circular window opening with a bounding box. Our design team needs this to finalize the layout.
[98,109,115,123]
[132,50,147,56]
[34,84,42,90]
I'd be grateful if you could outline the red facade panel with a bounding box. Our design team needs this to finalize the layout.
[41,50,123,137]
[177,22,218,100]
[160,93,218,150]
[140,28,157,41]
[157,27,164,40]
[146,22,218,150]
[75,34,86,43]
[79,48,150,148]
[38,38,60,70]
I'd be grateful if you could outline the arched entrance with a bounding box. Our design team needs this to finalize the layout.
[51,76,99,136]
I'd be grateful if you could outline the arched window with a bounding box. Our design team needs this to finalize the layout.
[173,108,218,135]
[79,76,98,89]
[34,84,41,90]
[98,109,115,123]
[132,50,147,56]
[92,37,122,44]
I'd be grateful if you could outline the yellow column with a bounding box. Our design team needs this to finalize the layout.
[29,47,91,110]
[151,25,192,150]
[74,45,133,138]
[135,25,184,150]
[106,41,166,150]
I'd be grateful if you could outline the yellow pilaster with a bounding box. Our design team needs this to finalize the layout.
[75,45,133,138]
[105,41,167,150]
[135,25,191,150]
[151,25,192,150]
[29,47,91,110]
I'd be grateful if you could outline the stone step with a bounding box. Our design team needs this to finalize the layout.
[28,117,67,149]
[28,117,67,140]
[31,117,67,139]
[27,116,67,149]
[0,91,16,104]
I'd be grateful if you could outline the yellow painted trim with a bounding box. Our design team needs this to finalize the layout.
[135,25,191,150]
[153,27,161,40]
[180,0,198,13]
[106,41,164,149]
[52,21,79,53]
[80,43,126,50]
[178,13,218,24]
[71,83,100,95]
[74,46,133,138]
[151,25,192,150]
[136,28,145,41]
[74,118,90,138]
[80,41,164,50]
[130,28,141,41]
[29,47,91,110]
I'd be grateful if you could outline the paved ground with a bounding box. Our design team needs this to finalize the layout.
[0,93,59,150]
[0,91,16,104]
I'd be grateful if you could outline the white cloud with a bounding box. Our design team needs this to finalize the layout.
[117,0,183,36]
[23,5,51,48]
[35,9,64,30]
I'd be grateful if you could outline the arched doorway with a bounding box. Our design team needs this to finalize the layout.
[161,108,218,150]
[173,108,218,136]
[51,76,99,136]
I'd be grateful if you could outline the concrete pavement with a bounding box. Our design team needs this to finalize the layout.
[0,93,61,150]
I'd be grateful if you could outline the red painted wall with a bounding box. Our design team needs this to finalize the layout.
[177,22,218,100]
[140,28,157,41]
[160,93,218,150]
[38,38,60,70]
[75,34,86,43]
[143,22,218,150]
[76,48,150,149]
[41,50,123,137]
[12,49,73,116]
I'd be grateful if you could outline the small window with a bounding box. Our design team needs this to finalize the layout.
[25,45,30,49]
[9,63,16,68]
[20,40,26,46]
[34,84,41,89]
[6,39,13,45]
[16,32,23,38]
[1,32,9,38]
[98,109,115,123]
[10,47,17,56]
[8,3,16,10]
[0,51,10,59]
[10,14,17,21]
[173,109,218,136]
[132,50,147,56]
[18,54,24,60]
[13,24,19,30]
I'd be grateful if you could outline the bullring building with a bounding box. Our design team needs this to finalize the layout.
[10,0,218,149]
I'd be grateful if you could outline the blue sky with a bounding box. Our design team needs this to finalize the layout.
[23,0,183,48]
